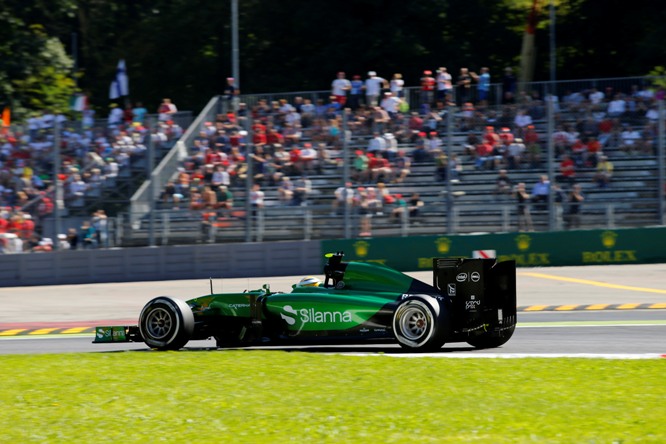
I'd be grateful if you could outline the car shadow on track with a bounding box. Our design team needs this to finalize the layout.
[100,344,479,354]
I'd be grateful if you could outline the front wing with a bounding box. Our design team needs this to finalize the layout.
[93,325,142,343]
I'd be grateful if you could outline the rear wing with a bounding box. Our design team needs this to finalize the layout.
[433,258,517,323]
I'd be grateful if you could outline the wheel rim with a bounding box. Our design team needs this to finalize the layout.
[145,307,173,340]
[398,305,429,341]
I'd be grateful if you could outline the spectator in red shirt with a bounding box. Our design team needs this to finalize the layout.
[370,153,393,183]
[252,120,266,134]
[266,128,284,145]
[0,211,8,233]
[483,126,500,150]
[227,146,247,183]
[7,213,23,237]
[597,117,618,147]
[498,127,514,146]
[570,139,587,167]
[420,70,436,107]
[585,137,602,167]
[228,130,241,148]
[298,143,317,175]
[205,147,225,166]
[523,125,540,168]
[289,146,302,176]
[252,129,267,148]
[37,192,54,218]
[556,154,576,186]
[408,112,424,133]
[475,141,493,170]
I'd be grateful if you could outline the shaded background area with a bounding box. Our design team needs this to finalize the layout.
[2,0,666,115]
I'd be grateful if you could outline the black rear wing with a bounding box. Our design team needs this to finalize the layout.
[433,258,517,325]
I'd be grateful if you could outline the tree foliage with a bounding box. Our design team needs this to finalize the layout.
[1,0,665,118]
[0,1,79,115]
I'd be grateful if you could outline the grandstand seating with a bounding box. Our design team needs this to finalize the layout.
[6,80,662,249]
[121,120,662,246]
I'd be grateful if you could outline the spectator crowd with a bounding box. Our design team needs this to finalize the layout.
[1,100,183,250]
[2,67,665,247]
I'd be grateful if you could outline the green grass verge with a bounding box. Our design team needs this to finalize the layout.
[1,352,664,443]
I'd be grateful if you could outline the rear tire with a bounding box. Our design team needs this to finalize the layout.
[393,298,446,351]
[139,297,194,350]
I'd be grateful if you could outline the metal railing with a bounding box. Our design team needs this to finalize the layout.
[234,75,662,109]
[115,197,661,247]
[129,96,221,223]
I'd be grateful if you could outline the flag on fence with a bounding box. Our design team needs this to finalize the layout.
[109,59,129,100]
[1,106,10,128]
[70,94,88,112]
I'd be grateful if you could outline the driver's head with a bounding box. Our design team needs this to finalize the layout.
[296,276,321,287]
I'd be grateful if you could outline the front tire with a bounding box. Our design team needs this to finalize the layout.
[139,297,194,350]
[392,298,446,351]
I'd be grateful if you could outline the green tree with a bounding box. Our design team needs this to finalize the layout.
[0,3,78,117]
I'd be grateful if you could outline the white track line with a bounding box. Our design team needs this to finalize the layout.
[348,353,666,359]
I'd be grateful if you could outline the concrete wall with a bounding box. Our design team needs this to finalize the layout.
[0,241,321,287]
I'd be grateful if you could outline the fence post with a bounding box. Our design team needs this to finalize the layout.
[256,208,264,242]
[53,120,63,248]
[452,206,460,233]
[342,110,352,239]
[304,209,312,241]
[658,99,665,225]
[162,211,170,246]
[606,204,616,229]
[244,115,254,243]
[445,106,454,234]
[502,205,511,232]
[547,98,556,231]
[401,206,408,237]
[148,117,156,247]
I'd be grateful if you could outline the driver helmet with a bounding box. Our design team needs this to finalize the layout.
[297,276,321,287]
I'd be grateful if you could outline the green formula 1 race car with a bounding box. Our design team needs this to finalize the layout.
[94,252,516,352]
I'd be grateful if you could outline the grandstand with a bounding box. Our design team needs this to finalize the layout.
[118,77,664,246]
[2,76,664,251]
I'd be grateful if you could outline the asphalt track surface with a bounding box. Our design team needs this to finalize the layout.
[1,263,665,357]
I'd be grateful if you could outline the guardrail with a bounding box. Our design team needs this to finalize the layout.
[129,96,222,223]
[114,198,661,248]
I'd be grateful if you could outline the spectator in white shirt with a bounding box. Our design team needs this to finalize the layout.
[588,88,605,105]
[367,132,387,156]
[513,109,533,133]
[380,92,401,117]
[331,72,351,105]
[620,125,642,154]
[365,71,387,107]
[606,94,626,117]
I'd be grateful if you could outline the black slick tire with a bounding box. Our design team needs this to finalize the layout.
[139,296,194,350]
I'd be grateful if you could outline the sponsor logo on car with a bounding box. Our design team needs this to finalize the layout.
[96,327,111,339]
[471,272,480,282]
[456,272,467,282]
[465,295,481,310]
[95,326,126,342]
[280,305,353,325]
[447,284,456,296]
